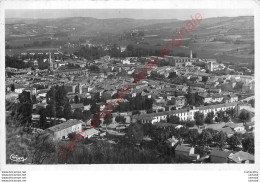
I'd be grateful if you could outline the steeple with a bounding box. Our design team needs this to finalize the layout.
[190,50,193,59]
[49,51,53,71]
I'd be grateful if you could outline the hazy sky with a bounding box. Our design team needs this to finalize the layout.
[6,9,253,20]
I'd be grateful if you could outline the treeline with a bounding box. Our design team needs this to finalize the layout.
[75,43,197,60]
[5,107,254,164]
[113,94,153,112]
[74,45,106,60]
[5,56,30,69]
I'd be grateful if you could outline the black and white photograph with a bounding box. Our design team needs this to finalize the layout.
[1,0,260,181]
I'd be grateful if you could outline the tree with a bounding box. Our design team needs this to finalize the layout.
[174,90,178,97]
[214,131,227,149]
[225,108,237,118]
[228,134,241,150]
[171,106,177,111]
[83,110,91,120]
[56,106,64,118]
[194,111,205,126]
[202,76,208,82]
[103,113,113,130]
[205,111,214,124]
[186,120,195,127]
[185,88,195,106]
[215,110,225,123]
[115,116,126,123]
[239,110,251,125]
[242,134,254,154]
[248,99,255,108]
[146,108,153,113]
[67,132,76,140]
[63,102,72,120]
[32,95,37,104]
[74,95,79,104]
[126,122,144,144]
[45,85,70,119]
[200,129,213,147]
[72,108,84,120]
[194,93,203,106]
[187,129,199,146]
[132,110,140,115]
[223,115,230,123]
[168,72,177,79]
[38,108,47,129]
[16,91,33,126]
[90,102,100,115]
[168,115,180,124]
[11,84,15,92]
[30,132,56,164]
[19,91,31,104]
[144,98,153,110]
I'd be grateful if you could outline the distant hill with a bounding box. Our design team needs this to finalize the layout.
[5,16,254,65]
[5,17,180,36]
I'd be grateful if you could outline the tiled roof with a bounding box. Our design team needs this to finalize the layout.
[71,103,84,109]
[85,128,99,136]
[47,119,82,132]
[175,145,192,152]
[218,127,234,135]
[229,151,254,163]
[210,149,232,158]
[133,102,238,120]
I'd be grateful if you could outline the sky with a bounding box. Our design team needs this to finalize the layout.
[6,9,253,20]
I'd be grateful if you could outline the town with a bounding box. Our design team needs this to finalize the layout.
[5,14,255,164]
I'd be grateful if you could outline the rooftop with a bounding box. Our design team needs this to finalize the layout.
[47,119,82,132]
[210,149,233,158]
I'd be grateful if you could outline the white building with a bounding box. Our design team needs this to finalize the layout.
[46,119,82,140]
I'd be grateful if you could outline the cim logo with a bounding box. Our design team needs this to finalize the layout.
[10,154,27,163]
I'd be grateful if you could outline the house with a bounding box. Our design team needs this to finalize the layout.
[14,85,25,94]
[133,102,237,124]
[46,119,82,140]
[71,103,84,112]
[245,122,254,131]
[175,145,199,161]
[172,96,186,109]
[227,94,238,103]
[218,127,234,137]
[211,94,223,103]
[224,123,245,133]
[228,151,254,163]
[199,93,212,103]
[84,128,99,138]
[210,149,233,163]
[166,136,179,147]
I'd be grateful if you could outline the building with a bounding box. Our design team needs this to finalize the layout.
[54,69,88,76]
[228,151,254,163]
[46,119,82,140]
[218,127,234,137]
[175,145,200,161]
[133,102,237,124]
[210,149,233,163]
[223,123,245,133]
[172,96,186,109]
[166,136,179,147]
[83,128,99,138]
[71,103,84,112]
[227,94,238,103]
[166,56,191,68]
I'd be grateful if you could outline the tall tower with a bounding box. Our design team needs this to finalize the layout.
[49,51,53,71]
[190,50,193,59]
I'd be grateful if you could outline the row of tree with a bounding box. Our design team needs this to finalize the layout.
[130,122,254,154]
